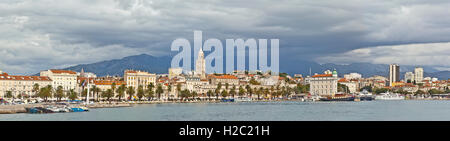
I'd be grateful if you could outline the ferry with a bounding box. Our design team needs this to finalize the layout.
[319,93,355,101]
[375,91,405,100]
[358,89,375,101]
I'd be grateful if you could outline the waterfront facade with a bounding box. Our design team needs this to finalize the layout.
[124,70,156,90]
[309,70,338,96]
[0,71,52,98]
[40,69,77,91]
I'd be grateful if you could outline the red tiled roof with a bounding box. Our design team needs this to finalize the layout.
[338,78,348,82]
[312,74,333,78]
[210,75,238,79]
[50,69,76,74]
[94,80,126,85]
[0,74,51,81]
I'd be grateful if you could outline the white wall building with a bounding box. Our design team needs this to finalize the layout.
[414,67,424,83]
[344,73,362,80]
[309,70,338,96]
[1,72,52,98]
[124,70,156,90]
[40,69,77,91]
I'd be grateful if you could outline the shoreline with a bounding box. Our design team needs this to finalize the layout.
[1,99,449,114]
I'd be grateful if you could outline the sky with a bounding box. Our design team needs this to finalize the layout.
[1,0,450,75]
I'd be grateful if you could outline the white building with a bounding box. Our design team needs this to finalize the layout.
[389,64,400,86]
[40,69,77,91]
[1,71,52,98]
[195,48,206,79]
[414,67,424,83]
[404,72,414,83]
[338,78,358,94]
[344,73,362,80]
[169,68,183,79]
[124,70,156,90]
[309,70,338,96]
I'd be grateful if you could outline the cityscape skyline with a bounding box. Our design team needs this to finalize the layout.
[1,0,450,75]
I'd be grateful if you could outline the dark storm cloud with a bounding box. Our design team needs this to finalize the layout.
[1,0,449,74]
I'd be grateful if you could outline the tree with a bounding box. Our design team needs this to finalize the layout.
[111,82,117,99]
[32,83,40,98]
[38,85,53,102]
[5,91,13,98]
[215,82,222,100]
[137,85,145,101]
[116,84,126,101]
[229,85,236,98]
[146,87,155,101]
[54,86,65,101]
[428,89,444,94]
[415,90,425,95]
[246,85,252,98]
[238,86,245,97]
[264,88,269,99]
[207,90,213,100]
[126,86,135,101]
[102,89,114,103]
[360,86,373,92]
[67,89,78,100]
[192,91,198,100]
[176,83,182,100]
[167,84,172,101]
[155,84,164,100]
[221,90,228,98]
[374,88,388,94]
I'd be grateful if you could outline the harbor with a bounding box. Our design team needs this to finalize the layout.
[2,100,450,121]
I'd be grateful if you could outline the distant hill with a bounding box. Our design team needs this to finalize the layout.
[51,54,448,80]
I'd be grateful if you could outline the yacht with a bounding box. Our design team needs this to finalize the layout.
[235,96,252,102]
[358,89,375,101]
[375,91,405,100]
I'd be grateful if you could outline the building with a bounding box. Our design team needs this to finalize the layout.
[344,73,362,80]
[124,70,156,90]
[0,71,52,98]
[414,67,424,83]
[308,70,338,96]
[404,72,414,83]
[94,80,126,93]
[338,78,358,94]
[168,68,183,79]
[389,64,400,86]
[195,48,206,79]
[208,74,239,86]
[40,69,77,91]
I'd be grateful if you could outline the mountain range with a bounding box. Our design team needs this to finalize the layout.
[58,54,449,80]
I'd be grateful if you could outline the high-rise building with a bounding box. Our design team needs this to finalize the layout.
[414,67,424,83]
[389,64,400,86]
[195,48,206,79]
[404,72,414,83]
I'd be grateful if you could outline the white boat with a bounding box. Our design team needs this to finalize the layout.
[234,97,252,102]
[358,89,375,101]
[375,91,405,100]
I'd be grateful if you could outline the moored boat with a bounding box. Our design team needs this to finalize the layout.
[319,93,355,101]
[375,91,405,100]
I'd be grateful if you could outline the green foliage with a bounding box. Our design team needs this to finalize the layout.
[5,91,13,98]
[360,86,372,92]
[55,86,65,101]
[374,88,388,94]
[67,89,78,100]
[249,78,260,85]
[428,89,444,94]
[137,85,145,101]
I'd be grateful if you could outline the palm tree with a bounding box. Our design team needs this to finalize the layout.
[116,84,126,101]
[68,89,78,100]
[111,82,117,98]
[238,86,245,97]
[167,84,172,101]
[126,86,135,101]
[55,86,64,101]
[264,88,269,100]
[215,82,222,100]
[32,83,40,98]
[225,83,229,90]
[146,87,155,101]
[221,90,228,99]
[230,85,236,98]
[207,90,213,100]
[155,84,164,101]
[256,87,262,100]
[5,91,13,98]
[102,89,114,103]
[176,83,182,101]
[245,85,252,98]
[192,91,198,100]
[137,85,145,101]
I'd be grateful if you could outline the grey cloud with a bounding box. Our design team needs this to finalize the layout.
[1,0,450,75]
